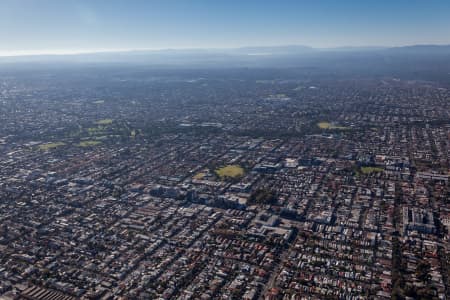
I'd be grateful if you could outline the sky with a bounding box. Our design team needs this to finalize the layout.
[1,0,450,56]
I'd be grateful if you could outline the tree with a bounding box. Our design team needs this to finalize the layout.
[249,188,277,205]
[416,260,431,283]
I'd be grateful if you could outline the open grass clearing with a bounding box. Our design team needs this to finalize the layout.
[361,166,384,174]
[38,142,66,151]
[95,119,113,125]
[215,165,244,179]
[317,122,349,130]
[78,140,102,147]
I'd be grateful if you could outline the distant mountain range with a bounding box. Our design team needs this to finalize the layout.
[385,44,450,54]
[2,44,450,58]
[1,44,450,71]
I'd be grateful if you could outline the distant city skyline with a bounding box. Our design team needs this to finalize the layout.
[1,0,450,56]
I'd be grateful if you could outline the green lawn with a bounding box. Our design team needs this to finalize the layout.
[38,142,66,151]
[78,140,102,147]
[215,165,244,179]
[95,119,113,125]
[87,126,106,136]
[193,172,206,180]
[361,166,384,174]
[317,122,349,130]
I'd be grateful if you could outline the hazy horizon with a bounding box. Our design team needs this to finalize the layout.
[1,43,450,58]
[1,0,450,57]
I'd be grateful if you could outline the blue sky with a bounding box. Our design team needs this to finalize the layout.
[1,0,450,55]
